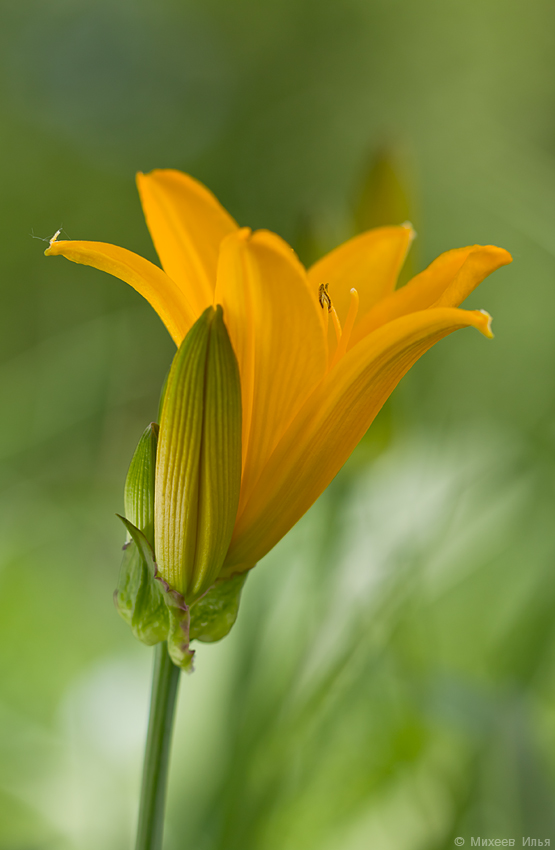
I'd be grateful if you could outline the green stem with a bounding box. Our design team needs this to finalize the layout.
[135,642,181,850]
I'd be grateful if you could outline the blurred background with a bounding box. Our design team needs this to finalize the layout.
[1,0,555,847]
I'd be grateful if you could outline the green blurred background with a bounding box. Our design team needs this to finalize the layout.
[1,0,555,847]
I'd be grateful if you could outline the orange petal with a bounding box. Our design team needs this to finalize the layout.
[308,224,414,361]
[215,229,327,516]
[45,239,195,345]
[223,306,492,571]
[351,245,511,345]
[137,169,238,316]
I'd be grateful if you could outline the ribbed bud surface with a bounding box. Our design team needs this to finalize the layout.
[155,305,242,601]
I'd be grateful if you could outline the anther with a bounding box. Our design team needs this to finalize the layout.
[318,283,342,343]
[318,283,332,311]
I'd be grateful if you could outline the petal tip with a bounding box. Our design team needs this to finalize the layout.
[44,230,63,256]
[475,245,513,269]
[401,221,417,242]
[477,309,494,338]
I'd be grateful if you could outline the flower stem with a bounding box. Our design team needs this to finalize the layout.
[135,642,181,850]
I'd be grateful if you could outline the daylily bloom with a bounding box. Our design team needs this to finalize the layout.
[46,169,512,585]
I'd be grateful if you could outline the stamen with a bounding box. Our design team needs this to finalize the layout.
[322,300,329,336]
[330,288,359,369]
[330,306,342,344]
[318,282,332,311]
[318,282,333,339]
[318,281,342,344]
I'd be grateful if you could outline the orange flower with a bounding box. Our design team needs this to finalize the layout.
[46,169,512,582]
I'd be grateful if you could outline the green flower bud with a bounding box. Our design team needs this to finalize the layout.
[124,423,158,546]
[155,305,242,604]
[115,424,169,645]
[114,307,244,670]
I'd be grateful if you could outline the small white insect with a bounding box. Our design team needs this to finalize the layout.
[49,229,62,247]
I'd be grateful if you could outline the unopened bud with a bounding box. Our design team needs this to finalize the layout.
[115,423,169,645]
[155,305,242,603]
[124,423,158,546]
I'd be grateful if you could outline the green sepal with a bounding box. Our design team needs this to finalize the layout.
[116,515,194,671]
[190,574,248,643]
[115,509,247,668]
[115,516,169,645]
